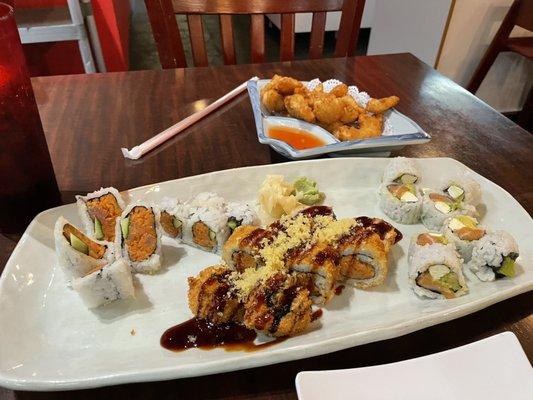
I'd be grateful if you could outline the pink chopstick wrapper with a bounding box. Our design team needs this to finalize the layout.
[121,76,259,160]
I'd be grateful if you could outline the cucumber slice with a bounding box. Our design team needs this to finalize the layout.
[172,217,182,229]
[227,217,240,232]
[94,218,104,240]
[70,233,89,255]
[209,229,216,241]
[400,174,418,184]
[120,217,130,239]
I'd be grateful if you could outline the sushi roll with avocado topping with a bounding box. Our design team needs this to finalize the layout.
[468,231,519,281]
[408,232,452,263]
[116,203,163,273]
[77,187,126,242]
[72,258,135,309]
[421,190,477,231]
[182,205,230,253]
[382,157,420,185]
[378,182,422,224]
[54,217,115,283]
[442,215,486,262]
[158,198,187,240]
[440,176,482,206]
[225,201,259,234]
[409,244,468,299]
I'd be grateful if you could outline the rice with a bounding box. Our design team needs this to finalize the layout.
[183,205,230,253]
[440,176,482,206]
[421,191,477,231]
[468,231,519,281]
[382,157,420,183]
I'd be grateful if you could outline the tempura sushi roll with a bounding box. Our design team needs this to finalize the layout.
[286,242,339,304]
[378,182,421,224]
[336,229,388,289]
[225,201,259,234]
[382,157,420,184]
[222,225,265,271]
[468,231,519,281]
[442,216,486,262]
[408,232,451,263]
[76,187,126,242]
[409,245,468,299]
[159,198,187,240]
[54,217,115,283]
[72,258,135,309]
[183,206,230,253]
[440,176,482,206]
[116,203,163,273]
[355,216,403,252]
[421,190,477,231]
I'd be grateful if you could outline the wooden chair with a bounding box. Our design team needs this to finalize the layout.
[467,0,532,93]
[144,0,366,68]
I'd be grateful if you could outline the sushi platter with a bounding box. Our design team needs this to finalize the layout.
[0,157,532,390]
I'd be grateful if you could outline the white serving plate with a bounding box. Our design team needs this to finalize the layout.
[0,158,532,391]
[247,79,431,159]
[296,332,533,400]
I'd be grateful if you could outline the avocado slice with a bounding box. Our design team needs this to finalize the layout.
[70,233,89,255]
[94,218,104,240]
[497,256,516,278]
[120,217,130,239]
[439,272,461,292]
[227,217,239,232]
[173,217,182,229]
[400,174,418,184]
[209,229,216,241]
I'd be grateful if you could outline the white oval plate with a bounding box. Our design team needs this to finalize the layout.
[0,158,532,391]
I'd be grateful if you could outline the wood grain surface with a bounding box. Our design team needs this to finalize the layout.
[1,54,532,399]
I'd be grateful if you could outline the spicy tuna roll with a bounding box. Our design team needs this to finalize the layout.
[77,187,126,242]
[409,244,468,299]
[421,190,477,231]
[72,258,135,309]
[116,203,163,273]
[159,198,187,241]
[54,217,115,283]
[378,182,421,224]
[442,215,486,262]
[183,206,230,253]
[440,176,482,206]
[225,201,259,234]
[468,231,519,281]
[382,157,420,184]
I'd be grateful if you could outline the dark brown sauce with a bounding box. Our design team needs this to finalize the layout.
[314,247,340,265]
[311,309,323,321]
[240,228,274,249]
[160,318,287,352]
[356,216,403,243]
[335,285,345,295]
[298,206,335,219]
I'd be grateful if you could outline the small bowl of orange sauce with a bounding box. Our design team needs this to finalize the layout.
[263,117,338,154]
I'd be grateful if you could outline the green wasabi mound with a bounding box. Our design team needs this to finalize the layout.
[293,177,324,206]
[439,272,461,292]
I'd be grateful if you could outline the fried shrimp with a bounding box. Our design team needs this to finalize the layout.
[261,89,285,113]
[334,113,384,140]
[339,96,362,124]
[366,95,400,114]
[284,94,316,123]
[313,94,344,124]
[329,83,348,98]
[270,74,304,95]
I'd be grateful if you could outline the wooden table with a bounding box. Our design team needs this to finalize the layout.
[1,54,532,399]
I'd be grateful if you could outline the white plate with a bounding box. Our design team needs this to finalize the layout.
[0,158,532,391]
[296,331,533,400]
[248,79,431,159]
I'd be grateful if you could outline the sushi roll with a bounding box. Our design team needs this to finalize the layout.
[409,244,468,299]
[408,232,452,263]
[440,176,482,206]
[421,190,477,231]
[442,215,486,262]
[382,157,420,184]
[378,182,422,224]
[187,192,226,209]
[116,203,163,273]
[355,216,403,252]
[72,258,135,309]
[468,231,519,281]
[222,225,266,272]
[76,187,126,242]
[159,198,186,240]
[286,242,339,304]
[54,217,115,283]
[335,228,389,289]
[225,201,259,234]
[183,205,230,253]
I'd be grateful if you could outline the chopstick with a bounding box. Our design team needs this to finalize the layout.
[121,76,259,160]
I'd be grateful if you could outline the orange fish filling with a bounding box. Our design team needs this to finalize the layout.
[455,227,485,241]
[231,251,258,272]
[160,211,181,238]
[416,233,443,246]
[387,184,410,199]
[62,223,106,259]
[192,221,216,249]
[416,272,456,299]
[339,254,375,280]
[126,206,157,262]
[86,193,122,241]
[429,193,453,204]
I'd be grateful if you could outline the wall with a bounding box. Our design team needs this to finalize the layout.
[437,0,532,113]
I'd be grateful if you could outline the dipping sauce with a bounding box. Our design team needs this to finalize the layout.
[268,126,325,150]
[160,318,286,352]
